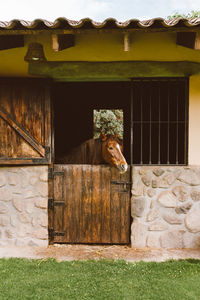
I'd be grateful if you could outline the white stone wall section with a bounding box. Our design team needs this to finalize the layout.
[0,166,48,247]
[131,166,200,249]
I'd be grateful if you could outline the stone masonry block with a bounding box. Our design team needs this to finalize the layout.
[163,212,183,224]
[131,221,147,248]
[160,230,185,248]
[175,202,192,214]
[0,202,8,214]
[0,216,10,226]
[148,220,168,231]
[38,183,48,198]
[147,188,156,198]
[178,168,200,186]
[190,190,200,202]
[35,198,48,209]
[158,191,177,207]
[158,174,176,188]
[8,173,19,186]
[146,209,159,222]
[39,172,48,182]
[12,197,24,212]
[146,233,160,248]
[153,168,165,177]
[172,186,188,202]
[141,175,151,187]
[0,189,12,202]
[33,228,48,240]
[185,210,200,233]
[0,173,6,187]
[132,197,146,217]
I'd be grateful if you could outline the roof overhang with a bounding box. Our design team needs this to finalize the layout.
[0,17,199,33]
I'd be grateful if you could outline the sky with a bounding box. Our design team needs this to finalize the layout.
[0,0,199,22]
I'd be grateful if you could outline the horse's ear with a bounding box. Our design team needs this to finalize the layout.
[101,133,107,141]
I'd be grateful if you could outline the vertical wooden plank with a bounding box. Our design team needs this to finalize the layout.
[44,84,51,147]
[119,166,131,243]
[53,165,64,243]
[63,165,74,242]
[110,167,121,243]
[71,165,82,243]
[100,165,111,243]
[79,165,92,243]
[48,167,54,244]
[91,165,102,243]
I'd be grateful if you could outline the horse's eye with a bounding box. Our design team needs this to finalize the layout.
[109,147,113,150]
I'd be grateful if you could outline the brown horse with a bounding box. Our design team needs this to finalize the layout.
[101,134,128,174]
[57,135,128,173]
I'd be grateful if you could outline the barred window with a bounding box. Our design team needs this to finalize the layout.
[132,78,188,165]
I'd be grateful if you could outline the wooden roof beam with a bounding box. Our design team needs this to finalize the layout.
[0,35,24,50]
[124,33,130,51]
[52,34,75,51]
[176,32,200,50]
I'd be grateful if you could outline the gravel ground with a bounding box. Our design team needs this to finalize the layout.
[0,244,200,262]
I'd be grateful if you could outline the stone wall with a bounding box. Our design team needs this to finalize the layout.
[0,166,48,247]
[131,166,200,249]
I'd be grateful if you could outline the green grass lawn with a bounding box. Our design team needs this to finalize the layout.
[0,259,200,300]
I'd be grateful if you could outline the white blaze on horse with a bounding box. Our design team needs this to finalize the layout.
[58,134,128,174]
[101,134,128,174]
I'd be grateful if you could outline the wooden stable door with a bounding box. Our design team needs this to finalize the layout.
[49,164,131,244]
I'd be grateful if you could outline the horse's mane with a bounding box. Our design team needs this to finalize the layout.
[56,138,104,164]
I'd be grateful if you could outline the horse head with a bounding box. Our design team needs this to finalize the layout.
[101,134,128,174]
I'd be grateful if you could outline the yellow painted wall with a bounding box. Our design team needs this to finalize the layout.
[189,75,200,165]
[0,31,200,77]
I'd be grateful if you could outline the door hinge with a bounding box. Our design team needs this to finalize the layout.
[111,181,132,185]
[48,198,54,210]
[48,168,53,180]
[48,198,65,210]
[48,228,54,240]
[111,180,132,192]
[48,228,65,241]
[48,168,64,180]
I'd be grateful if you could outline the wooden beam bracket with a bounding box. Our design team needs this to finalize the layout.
[124,33,130,51]
[52,34,75,51]
[176,31,200,50]
[0,35,24,50]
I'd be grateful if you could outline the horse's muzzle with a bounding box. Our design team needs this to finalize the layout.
[117,163,128,174]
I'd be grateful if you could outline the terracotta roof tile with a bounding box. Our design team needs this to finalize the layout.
[0,17,200,30]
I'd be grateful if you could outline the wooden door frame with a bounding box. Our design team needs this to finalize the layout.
[48,80,133,245]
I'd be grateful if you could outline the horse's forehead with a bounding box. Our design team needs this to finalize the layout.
[107,139,122,151]
[107,139,118,146]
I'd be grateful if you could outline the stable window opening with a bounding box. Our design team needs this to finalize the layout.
[132,78,188,165]
[53,82,130,165]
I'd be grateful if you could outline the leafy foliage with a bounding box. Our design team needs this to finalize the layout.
[93,109,123,139]
[167,10,200,20]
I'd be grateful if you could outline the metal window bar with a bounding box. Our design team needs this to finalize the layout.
[158,85,161,164]
[140,83,143,164]
[184,80,189,165]
[167,83,170,164]
[149,91,152,164]
[131,78,188,166]
[176,84,179,164]
[130,80,134,165]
